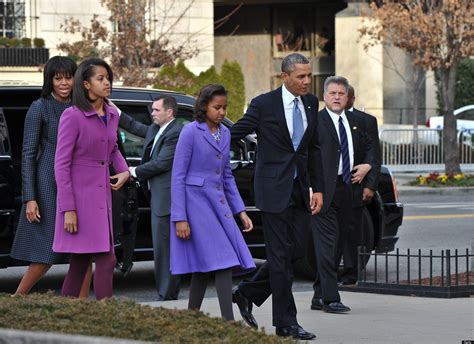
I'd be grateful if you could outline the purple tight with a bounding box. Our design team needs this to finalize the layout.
[61,250,116,300]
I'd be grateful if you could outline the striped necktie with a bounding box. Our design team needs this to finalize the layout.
[338,116,351,184]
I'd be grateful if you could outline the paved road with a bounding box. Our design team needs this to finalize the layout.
[0,193,472,300]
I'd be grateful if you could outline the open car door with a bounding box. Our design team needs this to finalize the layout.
[0,108,15,268]
[111,132,139,276]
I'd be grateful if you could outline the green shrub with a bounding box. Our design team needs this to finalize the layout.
[0,36,8,47]
[154,60,246,122]
[455,59,474,107]
[220,60,246,122]
[20,37,31,48]
[436,59,474,114]
[0,294,291,343]
[33,37,45,48]
[8,37,20,47]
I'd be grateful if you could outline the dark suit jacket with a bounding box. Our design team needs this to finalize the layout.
[317,108,373,212]
[134,120,183,217]
[351,108,381,194]
[231,87,323,214]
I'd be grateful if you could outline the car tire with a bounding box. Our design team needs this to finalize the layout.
[293,207,376,280]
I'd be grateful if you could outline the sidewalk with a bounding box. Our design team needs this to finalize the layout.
[145,291,473,343]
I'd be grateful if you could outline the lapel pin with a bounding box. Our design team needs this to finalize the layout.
[353,126,357,130]
[307,106,311,109]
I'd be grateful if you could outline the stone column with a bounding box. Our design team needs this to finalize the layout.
[335,2,384,123]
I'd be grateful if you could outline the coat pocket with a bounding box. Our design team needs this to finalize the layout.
[185,175,205,186]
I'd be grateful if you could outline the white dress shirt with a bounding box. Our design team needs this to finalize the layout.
[282,84,308,138]
[326,108,354,175]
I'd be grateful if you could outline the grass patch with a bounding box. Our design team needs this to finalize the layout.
[0,293,293,343]
[409,173,474,187]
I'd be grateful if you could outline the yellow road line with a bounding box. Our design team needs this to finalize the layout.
[404,214,474,220]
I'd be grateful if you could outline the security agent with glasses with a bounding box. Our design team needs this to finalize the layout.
[310,76,374,314]
[230,53,324,340]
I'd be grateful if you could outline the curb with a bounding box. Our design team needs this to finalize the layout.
[397,186,474,197]
[0,329,149,344]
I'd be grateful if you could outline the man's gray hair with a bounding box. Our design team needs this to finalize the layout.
[323,76,349,93]
[281,53,310,73]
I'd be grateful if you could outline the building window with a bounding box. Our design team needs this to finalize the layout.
[272,5,312,58]
[0,0,25,38]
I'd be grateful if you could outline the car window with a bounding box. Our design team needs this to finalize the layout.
[118,104,195,158]
[459,111,474,121]
[117,104,151,158]
[175,107,194,126]
[0,111,11,156]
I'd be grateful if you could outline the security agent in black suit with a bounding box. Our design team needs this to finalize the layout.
[338,85,381,285]
[123,96,183,300]
[310,76,374,314]
[230,53,324,340]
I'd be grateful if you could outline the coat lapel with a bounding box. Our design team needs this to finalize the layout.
[197,121,223,153]
[151,120,176,156]
[346,111,358,149]
[272,88,293,149]
[321,108,340,146]
[144,124,160,148]
[298,94,315,149]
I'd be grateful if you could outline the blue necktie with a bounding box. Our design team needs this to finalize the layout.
[292,98,304,151]
[338,116,351,184]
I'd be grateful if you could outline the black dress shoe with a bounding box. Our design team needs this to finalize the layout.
[322,301,351,314]
[275,325,316,340]
[232,288,258,329]
[310,297,323,310]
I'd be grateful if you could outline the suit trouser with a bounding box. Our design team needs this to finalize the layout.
[239,179,311,327]
[339,205,364,283]
[151,213,180,300]
[312,177,352,302]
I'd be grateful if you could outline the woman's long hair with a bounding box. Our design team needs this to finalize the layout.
[72,58,114,112]
[41,56,77,99]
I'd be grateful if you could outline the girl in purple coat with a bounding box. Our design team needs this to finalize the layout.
[171,84,255,320]
[53,58,130,300]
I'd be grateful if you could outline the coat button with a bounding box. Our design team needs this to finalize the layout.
[225,213,232,218]
[220,198,225,204]
[216,186,222,191]
[216,170,221,175]
[100,161,105,165]
[217,154,222,159]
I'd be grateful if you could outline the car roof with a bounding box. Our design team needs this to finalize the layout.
[454,105,474,116]
[0,84,196,108]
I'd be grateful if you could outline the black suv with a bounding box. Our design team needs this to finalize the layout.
[0,85,403,278]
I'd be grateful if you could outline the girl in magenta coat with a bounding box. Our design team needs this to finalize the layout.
[53,58,129,300]
[171,84,255,320]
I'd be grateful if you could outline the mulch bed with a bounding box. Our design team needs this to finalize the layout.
[399,271,474,286]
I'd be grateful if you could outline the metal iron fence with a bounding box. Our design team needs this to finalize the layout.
[346,247,474,298]
[379,128,474,172]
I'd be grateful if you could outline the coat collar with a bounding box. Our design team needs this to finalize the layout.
[196,121,225,152]
[273,87,315,151]
[81,101,117,118]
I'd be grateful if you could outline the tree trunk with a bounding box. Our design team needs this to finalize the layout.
[439,67,461,174]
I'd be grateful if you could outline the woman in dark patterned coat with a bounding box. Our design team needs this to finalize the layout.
[10,56,91,296]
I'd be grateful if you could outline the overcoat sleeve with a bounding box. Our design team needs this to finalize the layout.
[230,97,261,141]
[222,133,246,215]
[54,108,79,212]
[170,124,194,222]
[21,99,43,202]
